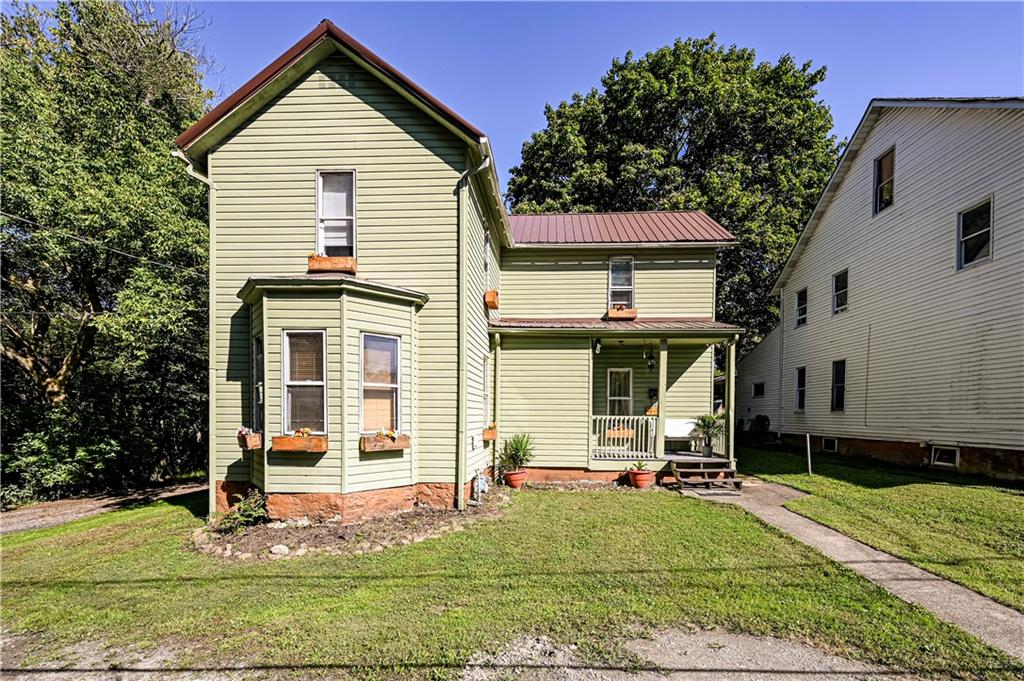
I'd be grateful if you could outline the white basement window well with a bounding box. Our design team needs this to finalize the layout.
[931,446,959,468]
[822,437,838,453]
[361,333,401,434]
[317,169,356,257]
[283,330,327,434]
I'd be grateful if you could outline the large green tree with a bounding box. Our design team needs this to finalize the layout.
[507,35,840,353]
[1,0,211,501]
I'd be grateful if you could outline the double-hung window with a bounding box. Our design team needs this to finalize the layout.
[832,269,849,314]
[251,336,264,432]
[830,359,846,412]
[795,367,806,411]
[361,333,400,434]
[283,331,326,434]
[608,257,634,309]
[317,170,356,257]
[957,198,992,269]
[874,148,894,214]
[607,368,632,416]
[795,288,808,327]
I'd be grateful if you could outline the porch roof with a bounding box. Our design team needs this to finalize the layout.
[238,272,429,306]
[488,317,743,338]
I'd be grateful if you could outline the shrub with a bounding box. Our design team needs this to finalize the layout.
[693,413,726,445]
[213,489,268,534]
[499,433,535,476]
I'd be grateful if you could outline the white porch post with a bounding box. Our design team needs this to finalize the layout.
[656,338,668,459]
[725,337,737,465]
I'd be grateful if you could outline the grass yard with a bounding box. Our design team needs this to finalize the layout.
[2,488,1021,679]
[739,447,1024,614]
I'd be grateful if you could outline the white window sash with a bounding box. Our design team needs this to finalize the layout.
[608,257,635,308]
[957,198,993,269]
[360,333,402,435]
[282,330,327,435]
[832,271,848,313]
[316,169,357,257]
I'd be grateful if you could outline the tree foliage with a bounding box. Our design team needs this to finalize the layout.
[507,35,841,352]
[1,0,211,503]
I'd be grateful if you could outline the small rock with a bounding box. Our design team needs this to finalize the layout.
[267,521,287,529]
[238,553,253,561]
[270,544,290,555]
[399,538,411,546]
[192,527,211,547]
[293,547,307,557]
[353,550,363,556]
[224,547,232,558]
[294,518,311,528]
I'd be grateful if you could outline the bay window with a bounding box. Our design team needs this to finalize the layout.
[361,333,400,434]
[283,331,326,433]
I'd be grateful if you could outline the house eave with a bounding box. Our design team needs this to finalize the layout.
[238,275,429,306]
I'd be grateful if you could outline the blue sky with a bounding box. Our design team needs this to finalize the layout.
[195,2,1023,191]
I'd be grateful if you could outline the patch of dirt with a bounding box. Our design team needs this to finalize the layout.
[0,483,206,535]
[461,629,912,681]
[194,486,511,561]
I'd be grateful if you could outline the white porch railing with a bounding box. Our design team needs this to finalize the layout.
[591,415,659,460]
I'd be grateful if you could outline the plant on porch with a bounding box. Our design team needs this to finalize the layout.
[483,422,498,442]
[499,433,534,489]
[693,413,726,456]
[627,460,655,488]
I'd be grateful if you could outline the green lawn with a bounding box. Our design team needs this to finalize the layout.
[739,447,1024,614]
[2,489,1021,679]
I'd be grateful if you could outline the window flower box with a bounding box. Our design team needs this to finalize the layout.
[237,430,263,450]
[484,290,500,310]
[605,428,635,438]
[307,254,357,274]
[360,433,411,452]
[483,427,498,442]
[271,434,329,453]
[607,306,637,321]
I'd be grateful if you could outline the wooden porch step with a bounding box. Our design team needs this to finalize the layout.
[671,467,736,476]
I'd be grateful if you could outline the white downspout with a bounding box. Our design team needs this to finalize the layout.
[171,150,216,189]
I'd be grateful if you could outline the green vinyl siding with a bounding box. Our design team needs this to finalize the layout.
[342,293,416,493]
[496,336,592,469]
[592,343,713,418]
[207,51,465,491]
[262,292,343,494]
[250,298,266,489]
[465,180,493,478]
[500,248,717,318]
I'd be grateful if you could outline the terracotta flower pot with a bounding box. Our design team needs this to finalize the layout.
[504,469,527,489]
[628,469,655,489]
[484,290,500,310]
[238,432,263,450]
[483,428,497,442]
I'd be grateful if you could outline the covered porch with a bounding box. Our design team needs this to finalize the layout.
[489,318,743,474]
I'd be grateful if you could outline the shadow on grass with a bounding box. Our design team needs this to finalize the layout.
[738,447,1024,493]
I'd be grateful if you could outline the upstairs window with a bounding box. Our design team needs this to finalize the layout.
[317,170,356,257]
[795,288,808,327]
[607,368,633,416]
[362,334,400,434]
[958,198,992,269]
[284,331,326,434]
[608,257,634,309]
[795,367,806,410]
[874,148,894,214]
[831,359,846,412]
[832,269,849,314]
[752,382,766,398]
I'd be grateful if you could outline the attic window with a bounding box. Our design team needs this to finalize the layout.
[874,148,894,214]
[317,170,356,257]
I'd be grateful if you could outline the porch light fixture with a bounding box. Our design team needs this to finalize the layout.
[594,338,602,354]
[647,352,656,372]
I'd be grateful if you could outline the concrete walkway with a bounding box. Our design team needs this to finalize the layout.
[687,481,1024,662]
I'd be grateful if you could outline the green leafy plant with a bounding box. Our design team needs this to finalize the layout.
[694,413,726,446]
[631,460,649,471]
[214,489,268,534]
[499,433,535,473]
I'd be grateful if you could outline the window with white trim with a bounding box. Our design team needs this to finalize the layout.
[795,367,806,411]
[283,331,326,434]
[251,335,264,432]
[931,446,959,468]
[957,198,992,269]
[608,257,634,309]
[607,368,632,416]
[795,288,808,327]
[361,333,400,434]
[832,269,848,314]
[823,437,838,453]
[831,359,846,412]
[874,148,894,214]
[317,170,356,257]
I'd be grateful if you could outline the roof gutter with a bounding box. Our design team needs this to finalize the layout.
[171,150,215,188]
[509,241,736,250]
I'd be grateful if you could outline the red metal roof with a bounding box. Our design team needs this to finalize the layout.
[490,317,742,332]
[176,19,484,150]
[508,211,734,245]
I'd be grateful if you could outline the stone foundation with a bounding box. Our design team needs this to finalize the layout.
[216,468,493,522]
[779,433,1023,480]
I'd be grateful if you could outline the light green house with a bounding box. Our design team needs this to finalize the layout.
[175,20,743,520]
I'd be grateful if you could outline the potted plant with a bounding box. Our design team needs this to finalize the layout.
[236,426,263,450]
[484,290,500,310]
[606,303,637,320]
[499,433,534,489]
[483,422,498,442]
[307,251,357,275]
[627,460,655,488]
[272,427,329,453]
[693,413,726,456]
[359,428,412,452]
